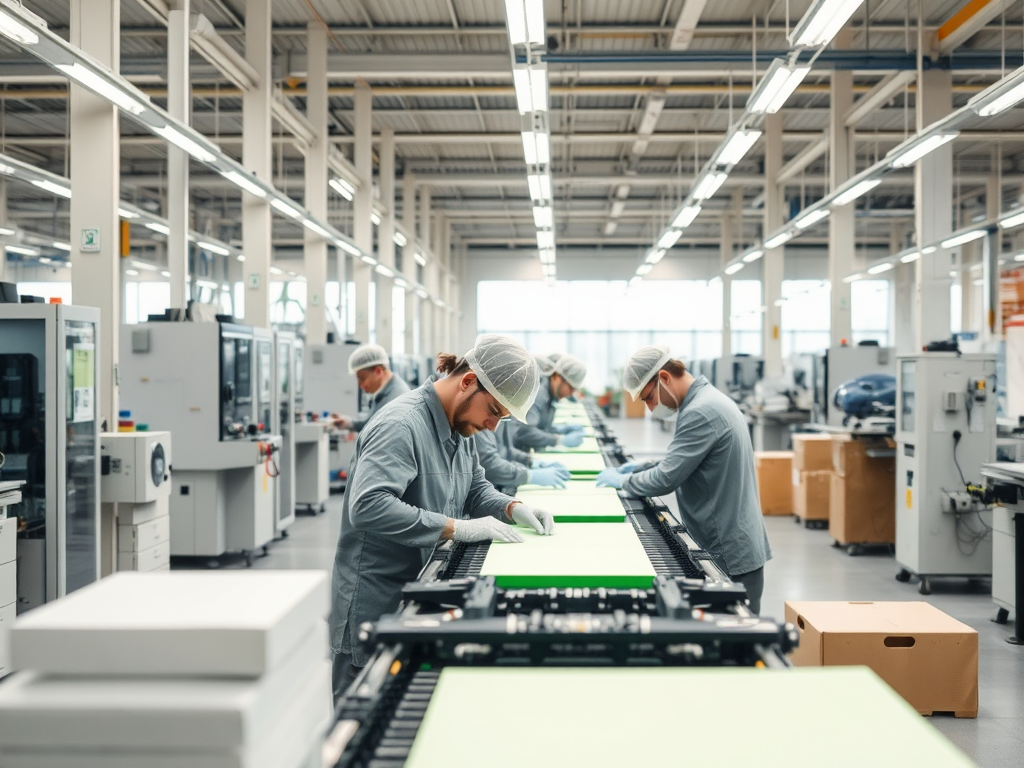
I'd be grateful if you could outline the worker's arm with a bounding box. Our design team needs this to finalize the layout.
[512,398,560,450]
[461,455,519,523]
[474,431,530,490]
[621,411,717,498]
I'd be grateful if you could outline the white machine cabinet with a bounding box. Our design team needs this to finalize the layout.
[895,353,996,594]
[305,342,365,489]
[0,500,19,676]
[979,462,1023,645]
[293,422,330,513]
[274,331,297,534]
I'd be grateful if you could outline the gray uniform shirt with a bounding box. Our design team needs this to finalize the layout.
[621,375,771,576]
[512,374,559,450]
[329,380,515,665]
[475,420,531,494]
[350,374,411,432]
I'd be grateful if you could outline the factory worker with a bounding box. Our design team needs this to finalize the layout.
[512,353,589,451]
[475,420,571,494]
[330,343,411,432]
[329,335,556,700]
[596,346,772,614]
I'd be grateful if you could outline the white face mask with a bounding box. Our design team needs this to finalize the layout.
[651,380,679,421]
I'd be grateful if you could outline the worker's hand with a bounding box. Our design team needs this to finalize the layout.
[552,423,584,435]
[526,466,569,489]
[558,431,584,448]
[595,467,625,490]
[533,458,564,470]
[330,413,352,430]
[617,461,638,474]
[509,502,555,535]
[452,516,524,543]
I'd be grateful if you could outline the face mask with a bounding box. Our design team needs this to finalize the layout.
[651,381,679,421]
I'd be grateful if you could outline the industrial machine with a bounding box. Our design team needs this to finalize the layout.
[978,462,1023,645]
[100,430,172,572]
[750,356,816,451]
[287,337,330,515]
[895,352,997,594]
[710,354,763,400]
[832,373,897,432]
[274,331,297,535]
[818,343,895,426]
[0,303,100,613]
[305,342,365,490]
[119,320,282,567]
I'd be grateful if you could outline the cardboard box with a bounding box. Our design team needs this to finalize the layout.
[794,470,830,521]
[792,434,833,472]
[623,390,646,418]
[829,461,896,545]
[784,601,978,718]
[755,451,793,515]
[831,434,895,478]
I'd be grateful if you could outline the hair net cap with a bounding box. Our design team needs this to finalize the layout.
[552,354,587,390]
[623,345,672,400]
[347,343,391,374]
[534,354,556,377]
[464,334,540,423]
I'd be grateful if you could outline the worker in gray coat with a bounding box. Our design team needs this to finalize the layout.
[330,343,411,432]
[329,335,556,701]
[512,353,589,451]
[596,346,772,614]
[475,420,570,495]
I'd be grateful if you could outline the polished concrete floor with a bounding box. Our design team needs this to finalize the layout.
[206,414,1021,768]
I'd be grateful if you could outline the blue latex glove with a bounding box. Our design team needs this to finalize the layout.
[527,466,569,489]
[559,431,584,448]
[552,423,585,435]
[537,461,571,480]
[617,461,638,474]
[595,467,624,489]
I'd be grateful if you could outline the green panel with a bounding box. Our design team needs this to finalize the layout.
[517,479,606,493]
[406,667,978,768]
[552,452,606,475]
[514,487,625,522]
[538,436,601,454]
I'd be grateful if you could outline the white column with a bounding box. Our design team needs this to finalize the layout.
[419,187,434,355]
[242,0,272,329]
[720,190,738,358]
[304,22,328,345]
[829,62,855,345]
[166,1,190,313]
[762,112,784,377]
[0,178,6,282]
[375,127,395,353]
[353,81,373,342]
[983,159,1000,340]
[402,170,417,354]
[914,69,954,348]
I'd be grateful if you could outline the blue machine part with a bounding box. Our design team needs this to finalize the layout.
[832,374,896,420]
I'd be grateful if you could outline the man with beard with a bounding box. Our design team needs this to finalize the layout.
[328,335,555,700]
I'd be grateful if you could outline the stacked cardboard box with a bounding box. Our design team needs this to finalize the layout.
[792,434,833,524]
[0,571,332,767]
[784,601,978,718]
[755,451,793,515]
[829,434,896,545]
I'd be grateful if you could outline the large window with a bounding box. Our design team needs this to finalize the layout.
[731,280,762,355]
[852,280,891,345]
[781,280,830,356]
[17,281,72,305]
[477,280,722,392]
[124,282,170,324]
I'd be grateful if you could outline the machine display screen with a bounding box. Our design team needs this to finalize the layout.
[900,360,915,433]
[256,340,273,434]
[220,328,255,440]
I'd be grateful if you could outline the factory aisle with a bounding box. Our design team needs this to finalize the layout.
[191,413,1022,768]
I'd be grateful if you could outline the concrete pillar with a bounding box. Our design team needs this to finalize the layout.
[353,81,373,342]
[983,156,1000,340]
[719,191,736,358]
[419,187,433,355]
[401,170,417,354]
[829,60,855,345]
[914,69,954,348]
[375,127,395,352]
[166,1,189,313]
[0,178,6,282]
[762,112,784,376]
[242,0,272,329]
[304,22,328,345]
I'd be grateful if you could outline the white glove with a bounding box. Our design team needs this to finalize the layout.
[452,516,524,543]
[510,503,555,535]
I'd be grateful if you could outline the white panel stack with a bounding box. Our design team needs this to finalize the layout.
[0,513,17,677]
[0,571,332,767]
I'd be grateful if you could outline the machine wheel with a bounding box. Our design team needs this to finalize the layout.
[793,516,801,525]
[319,504,326,515]
[895,569,912,583]
[918,578,931,596]
[846,545,863,557]
[262,545,269,556]
[993,607,1010,625]
[245,550,255,568]
[281,529,289,539]
[832,540,844,548]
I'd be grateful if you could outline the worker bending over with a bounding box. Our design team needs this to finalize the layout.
[596,346,771,614]
[329,335,556,700]
[512,353,589,451]
[475,420,570,494]
[331,343,410,432]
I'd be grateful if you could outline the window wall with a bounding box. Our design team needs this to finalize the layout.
[731,280,762,355]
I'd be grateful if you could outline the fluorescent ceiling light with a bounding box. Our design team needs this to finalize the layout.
[691,172,727,201]
[370,212,381,226]
[971,64,1024,116]
[842,273,864,283]
[503,0,526,46]
[269,266,284,275]
[742,249,764,263]
[303,218,332,239]
[521,131,537,165]
[921,246,937,255]
[236,254,246,262]
[764,231,794,249]
[524,0,545,44]
[6,244,39,256]
[610,200,625,218]
[793,208,830,229]
[636,264,652,276]
[718,130,762,166]
[646,248,666,265]
[359,254,376,265]
[708,276,722,287]
[221,170,266,198]
[900,252,920,264]
[56,63,146,115]
[0,163,13,175]
[118,208,139,219]
[270,198,303,219]
[32,179,71,198]
[536,230,555,249]
[793,0,866,48]
[160,270,171,277]
[394,231,407,247]
[533,206,553,228]
[125,268,140,276]
[657,229,682,249]
[153,124,217,163]
[539,248,555,264]
[197,241,230,256]
[513,67,532,113]
[131,259,159,271]
[38,257,52,264]
[0,226,13,236]
[867,262,895,274]
[1000,210,1024,229]
[749,61,811,115]
[415,287,429,299]
[0,7,40,45]
[329,178,355,201]
[888,132,958,168]
[535,133,550,164]
[530,69,548,112]
[413,251,427,266]
[672,205,701,229]
[527,173,542,201]
[725,262,744,275]
[539,174,552,199]
[52,241,71,251]
[941,229,986,248]
[336,240,361,257]
[374,264,395,278]
[145,221,170,235]
[833,178,881,206]
[394,276,410,289]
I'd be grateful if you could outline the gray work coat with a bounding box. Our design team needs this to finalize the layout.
[350,373,411,432]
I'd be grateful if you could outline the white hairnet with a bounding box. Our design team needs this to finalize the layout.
[464,334,540,423]
[347,343,390,374]
[552,354,587,390]
[534,354,556,377]
[623,345,672,400]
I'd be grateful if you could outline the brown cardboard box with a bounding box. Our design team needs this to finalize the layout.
[829,459,896,545]
[794,470,830,521]
[792,434,834,472]
[784,601,978,718]
[755,451,793,515]
[623,390,646,418]
[832,434,896,477]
